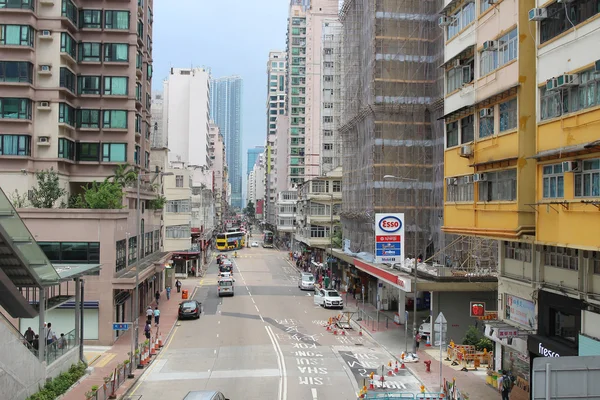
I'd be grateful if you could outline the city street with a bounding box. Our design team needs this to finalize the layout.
[127,244,422,400]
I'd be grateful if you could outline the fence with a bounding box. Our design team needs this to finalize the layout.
[46,328,77,364]
[355,307,397,331]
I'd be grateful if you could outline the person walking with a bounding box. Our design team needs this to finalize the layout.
[154,290,160,305]
[144,321,151,340]
[24,327,34,345]
[166,286,171,300]
[415,332,421,351]
[176,279,182,293]
[154,307,160,326]
[500,370,514,400]
[146,306,153,324]
[46,322,56,346]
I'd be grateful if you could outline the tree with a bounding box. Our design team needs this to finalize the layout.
[30,168,67,208]
[110,163,137,187]
[84,180,125,209]
[9,189,29,208]
[246,201,255,220]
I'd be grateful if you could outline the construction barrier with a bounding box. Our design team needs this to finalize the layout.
[364,393,416,399]
[416,394,445,399]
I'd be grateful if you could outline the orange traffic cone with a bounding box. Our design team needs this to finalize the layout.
[333,330,338,335]
[394,361,399,373]
[401,361,406,369]
[158,335,163,348]
[326,324,331,332]
[342,330,346,336]
[359,329,363,336]
[369,380,374,390]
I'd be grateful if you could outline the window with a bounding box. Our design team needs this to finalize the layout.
[446,60,473,93]
[323,116,332,123]
[61,0,77,25]
[542,163,564,199]
[478,169,517,202]
[79,9,101,29]
[77,109,100,129]
[145,231,152,257]
[574,159,600,197]
[310,202,329,216]
[59,67,76,93]
[0,61,32,83]
[134,145,140,165]
[323,143,333,151]
[480,0,493,14]
[310,225,329,238]
[479,113,494,138]
[446,1,475,40]
[479,48,498,76]
[78,75,100,95]
[541,0,600,44]
[540,87,562,121]
[446,121,459,147]
[166,200,191,213]
[102,143,127,162]
[58,102,75,126]
[58,138,75,160]
[78,42,101,62]
[38,242,99,263]
[104,43,128,62]
[146,35,152,51]
[0,0,33,9]
[446,175,474,202]
[332,180,341,192]
[311,180,328,193]
[60,32,76,59]
[1,98,31,120]
[145,151,149,169]
[153,230,160,252]
[176,175,183,187]
[578,70,599,110]
[136,51,142,69]
[128,236,137,265]
[166,225,191,239]
[0,25,33,46]
[102,110,127,129]
[76,142,100,162]
[504,242,532,263]
[499,98,517,132]
[116,239,126,272]
[460,115,474,143]
[137,20,143,37]
[0,134,30,156]
[135,114,141,133]
[147,64,152,79]
[103,76,128,95]
[497,28,518,67]
[544,246,579,271]
[136,82,142,101]
[104,10,129,30]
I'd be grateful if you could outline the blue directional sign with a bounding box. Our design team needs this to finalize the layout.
[112,323,131,331]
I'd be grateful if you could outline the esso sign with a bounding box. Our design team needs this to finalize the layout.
[378,216,402,233]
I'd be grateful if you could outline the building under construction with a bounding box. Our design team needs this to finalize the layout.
[339,0,445,262]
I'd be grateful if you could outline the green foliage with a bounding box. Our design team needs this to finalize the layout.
[110,163,138,187]
[331,229,342,248]
[30,168,67,208]
[27,362,86,400]
[245,201,256,220]
[9,189,29,208]
[67,193,87,209]
[477,337,494,352]
[84,180,125,209]
[462,325,493,351]
[149,195,167,210]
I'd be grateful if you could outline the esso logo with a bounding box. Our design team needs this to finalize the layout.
[379,216,402,233]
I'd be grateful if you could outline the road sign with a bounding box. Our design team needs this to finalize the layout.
[112,322,131,331]
[375,213,404,264]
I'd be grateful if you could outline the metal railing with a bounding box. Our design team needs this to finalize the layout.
[45,328,76,364]
[0,311,39,358]
[355,306,396,331]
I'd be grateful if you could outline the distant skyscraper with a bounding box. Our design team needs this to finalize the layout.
[210,76,243,210]
[247,146,264,176]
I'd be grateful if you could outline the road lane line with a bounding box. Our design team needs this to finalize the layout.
[251,298,256,304]
[214,349,217,355]
[254,304,260,313]
[260,314,265,322]
[311,388,318,399]
[216,334,219,338]
[265,326,284,400]
[218,320,221,324]
[268,326,287,400]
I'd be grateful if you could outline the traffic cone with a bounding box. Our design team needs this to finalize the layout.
[394,361,399,373]
[150,343,156,356]
[342,330,346,336]
[359,329,363,336]
[158,335,163,348]
[401,361,406,369]
[333,329,338,335]
[369,379,374,390]
[326,324,331,332]
[426,335,432,347]
[388,368,393,376]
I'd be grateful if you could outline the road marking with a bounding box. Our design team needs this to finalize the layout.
[218,320,221,324]
[254,305,260,313]
[143,368,281,382]
[214,349,217,355]
[94,353,116,367]
[265,326,286,400]
[311,388,318,399]
[216,334,219,338]
[260,314,265,322]
[251,298,255,304]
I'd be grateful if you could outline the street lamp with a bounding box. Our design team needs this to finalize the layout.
[383,174,420,353]
[131,170,173,368]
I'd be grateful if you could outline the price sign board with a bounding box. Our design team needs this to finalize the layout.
[375,213,404,264]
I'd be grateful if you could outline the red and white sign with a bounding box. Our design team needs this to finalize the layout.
[375,213,405,264]
[497,328,519,339]
[354,259,412,292]
[376,235,401,242]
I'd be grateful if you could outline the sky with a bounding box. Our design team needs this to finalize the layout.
[152,0,290,200]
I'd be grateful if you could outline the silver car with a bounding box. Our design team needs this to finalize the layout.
[298,273,315,290]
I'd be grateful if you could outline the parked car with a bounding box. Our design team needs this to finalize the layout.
[251,241,259,247]
[183,390,229,400]
[298,273,315,290]
[178,300,201,320]
[419,315,432,338]
[218,278,235,297]
[314,288,343,309]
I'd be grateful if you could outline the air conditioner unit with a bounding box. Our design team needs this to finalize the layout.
[562,160,581,172]
[40,65,51,71]
[480,108,494,118]
[460,144,473,157]
[37,136,50,143]
[40,101,49,107]
[438,16,452,27]
[483,40,498,51]
[529,8,547,21]
[556,74,579,88]
[40,30,51,36]
[446,177,458,186]
[451,59,461,68]
[473,173,488,182]
[546,78,558,92]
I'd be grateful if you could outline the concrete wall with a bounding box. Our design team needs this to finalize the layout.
[0,319,46,400]
[432,290,498,344]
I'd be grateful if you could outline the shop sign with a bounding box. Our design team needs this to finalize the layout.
[375,213,404,264]
[497,328,518,339]
[396,276,411,292]
[470,301,486,317]
[538,343,560,357]
[505,295,536,328]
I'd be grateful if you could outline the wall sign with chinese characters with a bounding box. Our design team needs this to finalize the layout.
[505,294,536,328]
[497,328,518,339]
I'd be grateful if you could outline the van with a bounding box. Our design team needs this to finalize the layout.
[183,390,229,400]
[217,278,234,297]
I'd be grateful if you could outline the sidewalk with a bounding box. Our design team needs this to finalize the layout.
[62,279,198,400]
[351,307,500,399]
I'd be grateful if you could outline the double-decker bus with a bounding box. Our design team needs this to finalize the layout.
[262,231,274,248]
[216,231,246,251]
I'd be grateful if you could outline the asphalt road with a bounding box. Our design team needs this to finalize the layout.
[128,243,422,400]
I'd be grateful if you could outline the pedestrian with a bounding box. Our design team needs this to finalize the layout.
[176,279,182,293]
[500,370,513,400]
[46,322,56,346]
[146,306,153,324]
[191,266,195,276]
[32,334,39,351]
[166,286,171,300]
[144,321,151,340]
[415,333,421,351]
[154,307,160,326]
[24,327,34,344]
[154,290,160,305]
[57,333,66,349]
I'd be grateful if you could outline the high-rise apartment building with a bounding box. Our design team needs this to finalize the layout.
[265,50,287,226]
[210,76,243,209]
[0,0,154,195]
[163,67,211,167]
[151,91,166,148]
[209,123,227,225]
[286,0,338,187]
[247,146,264,176]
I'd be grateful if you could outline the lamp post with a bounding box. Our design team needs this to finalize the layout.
[132,170,173,365]
[383,174,420,353]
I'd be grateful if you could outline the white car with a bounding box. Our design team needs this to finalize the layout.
[419,315,432,338]
[314,288,343,309]
[298,273,315,290]
[251,242,259,247]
